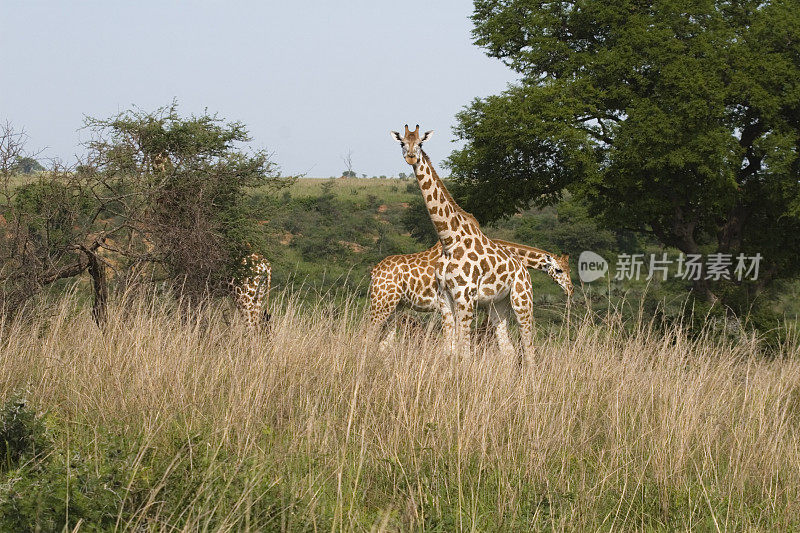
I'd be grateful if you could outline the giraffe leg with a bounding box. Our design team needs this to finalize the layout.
[437,284,457,352]
[509,269,536,366]
[452,290,475,361]
[250,303,263,331]
[260,267,272,327]
[380,325,399,351]
[370,278,402,351]
[240,306,256,330]
[488,300,515,359]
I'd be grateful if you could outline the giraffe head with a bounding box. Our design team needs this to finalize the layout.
[545,254,573,297]
[390,124,433,165]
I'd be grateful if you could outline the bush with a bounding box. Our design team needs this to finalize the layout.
[401,197,438,247]
[0,396,48,473]
[0,443,121,532]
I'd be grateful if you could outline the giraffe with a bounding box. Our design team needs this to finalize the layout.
[370,241,571,350]
[151,151,172,174]
[390,124,538,362]
[232,252,272,330]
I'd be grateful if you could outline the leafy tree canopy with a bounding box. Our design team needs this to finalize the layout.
[13,156,44,174]
[448,0,800,303]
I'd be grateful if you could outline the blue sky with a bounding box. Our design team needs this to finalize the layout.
[1,1,516,177]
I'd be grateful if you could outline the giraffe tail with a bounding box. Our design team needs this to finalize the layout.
[262,266,272,324]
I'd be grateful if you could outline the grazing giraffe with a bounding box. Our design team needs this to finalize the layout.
[390,124,538,362]
[370,241,572,350]
[232,252,272,330]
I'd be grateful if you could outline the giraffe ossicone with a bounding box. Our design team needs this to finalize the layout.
[390,125,538,363]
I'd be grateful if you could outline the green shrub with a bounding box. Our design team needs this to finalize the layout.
[0,446,121,532]
[0,396,48,473]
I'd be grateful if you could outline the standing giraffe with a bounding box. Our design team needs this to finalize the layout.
[390,124,537,362]
[232,252,272,330]
[370,241,571,350]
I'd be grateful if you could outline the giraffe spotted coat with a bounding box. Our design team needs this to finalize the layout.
[232,253,272,330]
[370,240,572,349]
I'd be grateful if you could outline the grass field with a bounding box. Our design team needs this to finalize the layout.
[285,177,416,205]
[1,292,798,531]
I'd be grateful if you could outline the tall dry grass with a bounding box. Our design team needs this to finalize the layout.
[0,291,798,531]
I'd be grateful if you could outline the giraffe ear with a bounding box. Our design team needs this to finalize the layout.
[390,131,403,143]
[419,130,434,143]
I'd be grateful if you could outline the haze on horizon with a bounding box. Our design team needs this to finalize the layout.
[1,1,517,178]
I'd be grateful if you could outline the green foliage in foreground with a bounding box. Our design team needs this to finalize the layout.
[1,395,797,532]
[0,396,49,474]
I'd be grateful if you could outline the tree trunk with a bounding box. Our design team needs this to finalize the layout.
[691,278,719,305]
[85,249,108,326]
[659,208,721,305]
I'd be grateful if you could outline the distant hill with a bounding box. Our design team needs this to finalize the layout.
[250,177,799,327]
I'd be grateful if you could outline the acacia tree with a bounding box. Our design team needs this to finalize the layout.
[81,105,289,299]
[448,0,800,307]
[0,105,289,320]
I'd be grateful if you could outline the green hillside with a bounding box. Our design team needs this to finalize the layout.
[248,176,798,339]
[252,177,575,319]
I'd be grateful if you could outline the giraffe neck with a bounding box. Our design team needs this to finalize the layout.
[412,150,469,252]
[493,239,571,294]
[492,240,553,271]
